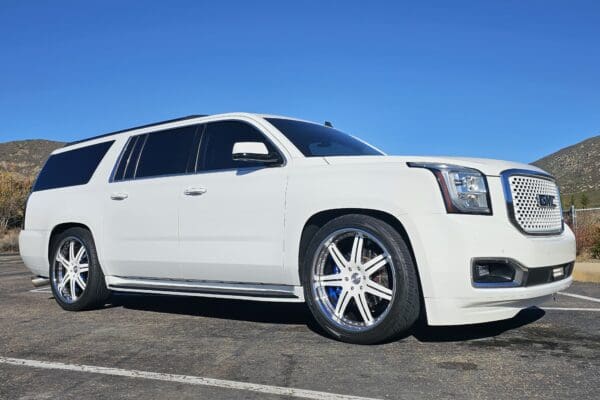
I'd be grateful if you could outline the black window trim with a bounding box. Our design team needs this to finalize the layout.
[109,135,138,183]
[109,119,287,183]
[111,135,138,182]
[189,124,205,174]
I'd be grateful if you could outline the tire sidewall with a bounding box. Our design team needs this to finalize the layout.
[49,227,107,311]
[302,215,419,344]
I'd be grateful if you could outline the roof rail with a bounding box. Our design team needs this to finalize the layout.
[64,115,208,147]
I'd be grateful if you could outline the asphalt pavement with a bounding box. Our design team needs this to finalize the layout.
[1,254,598,399]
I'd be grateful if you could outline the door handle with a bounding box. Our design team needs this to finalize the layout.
[110,193,129,201]
[184,187,207,196]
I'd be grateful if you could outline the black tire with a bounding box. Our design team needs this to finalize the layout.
[49,227,111,311]
[301,214,420,344]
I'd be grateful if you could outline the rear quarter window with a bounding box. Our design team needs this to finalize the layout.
[33,141,114,192]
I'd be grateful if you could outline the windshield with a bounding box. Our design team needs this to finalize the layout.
[266,118,384,157]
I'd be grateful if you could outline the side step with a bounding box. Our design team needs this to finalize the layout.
[105,276,304,303]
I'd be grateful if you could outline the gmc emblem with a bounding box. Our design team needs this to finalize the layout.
[537,194,557,208]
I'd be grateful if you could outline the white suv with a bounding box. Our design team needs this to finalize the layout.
[20,113,575,344]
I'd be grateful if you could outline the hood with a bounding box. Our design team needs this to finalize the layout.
[323,155,548,177]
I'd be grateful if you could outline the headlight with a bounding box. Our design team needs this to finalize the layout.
[407,162,492,215]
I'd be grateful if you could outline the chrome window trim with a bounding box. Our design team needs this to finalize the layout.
[108,119,288,184]
[500,168,564,236]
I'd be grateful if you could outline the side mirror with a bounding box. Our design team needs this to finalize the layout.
[232,142,282,165]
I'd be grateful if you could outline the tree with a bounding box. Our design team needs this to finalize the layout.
[0,172,32,231]
[568,194,576,208]
[580,193,589,209]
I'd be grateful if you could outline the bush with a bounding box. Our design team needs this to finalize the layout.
[575,224,600,259]
[0,229,19,253]
[0,172,33,230]
[591,228,600,260]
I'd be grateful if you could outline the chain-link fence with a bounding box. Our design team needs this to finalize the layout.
[564,206,600,230]
[563,206,600,257]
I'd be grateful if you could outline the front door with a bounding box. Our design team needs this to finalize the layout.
[178,120,288,284]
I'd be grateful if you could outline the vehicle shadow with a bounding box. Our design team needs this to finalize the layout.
[108,292,546,343]
[411,307,546,343]
[109,292,313,325]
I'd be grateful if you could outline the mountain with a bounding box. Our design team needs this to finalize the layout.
[0,139,65,178]
[1,135,599,206]
[532,135,600,207]
[532,135,600,194]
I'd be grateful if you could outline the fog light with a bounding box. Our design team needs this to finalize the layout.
[472,259,524,287]
[552,267,564,279]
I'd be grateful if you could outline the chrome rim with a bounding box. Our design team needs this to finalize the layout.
[52,237,89,303]
[311,229,396,332]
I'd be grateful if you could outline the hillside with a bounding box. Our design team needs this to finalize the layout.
[0,139,64,178]
[0,134,598,207]
[532,135,600,207]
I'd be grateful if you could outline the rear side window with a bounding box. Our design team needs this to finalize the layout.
[112,135,146,181]
[112,136,137,180]
[199,121,279,171]
[134,125,198,179]
[33,141,114,192]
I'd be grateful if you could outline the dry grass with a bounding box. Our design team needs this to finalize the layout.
[0,228,19,253]
[573,223,600,260]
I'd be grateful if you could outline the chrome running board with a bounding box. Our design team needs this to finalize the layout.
[105,276,304,302]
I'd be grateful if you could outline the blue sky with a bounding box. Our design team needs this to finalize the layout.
[1,1,599,162]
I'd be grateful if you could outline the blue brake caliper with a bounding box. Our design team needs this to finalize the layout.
[326,265,342,305]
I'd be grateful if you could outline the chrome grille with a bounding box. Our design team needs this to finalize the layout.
[503,171,563,235]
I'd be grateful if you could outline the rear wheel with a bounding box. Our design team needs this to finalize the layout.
[302,215,420,344]
[49,227,111,311]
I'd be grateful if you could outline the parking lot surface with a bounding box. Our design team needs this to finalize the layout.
[1,254,599,399]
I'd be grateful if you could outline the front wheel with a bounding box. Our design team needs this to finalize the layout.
[302,215,420,344]
[49,227,111,311]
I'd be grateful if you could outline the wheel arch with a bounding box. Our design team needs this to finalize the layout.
[299,208,419,277]
[298,208,428,324]
[47,222,95,264]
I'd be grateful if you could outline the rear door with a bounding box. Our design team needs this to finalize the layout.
[178,120,288,283]
[102,125,200,279]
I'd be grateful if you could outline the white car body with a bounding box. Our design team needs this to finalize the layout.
[20,112,576,326]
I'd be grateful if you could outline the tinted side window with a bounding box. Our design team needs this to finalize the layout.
[200,121,278,171]
[112,136,136,181]
[112,135,146,182]
[124,135,145,180]
[135,126,198,179]
[33,141,114,192]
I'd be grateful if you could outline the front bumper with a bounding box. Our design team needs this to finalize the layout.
[404,176,576,325]
[425,276,572,325]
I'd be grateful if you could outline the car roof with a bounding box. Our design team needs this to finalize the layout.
[64,115,208,148]
[61,112,323,150]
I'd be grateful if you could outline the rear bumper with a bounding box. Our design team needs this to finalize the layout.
[19,229,49,277]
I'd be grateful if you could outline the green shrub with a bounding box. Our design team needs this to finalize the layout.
[590,239,600,260]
